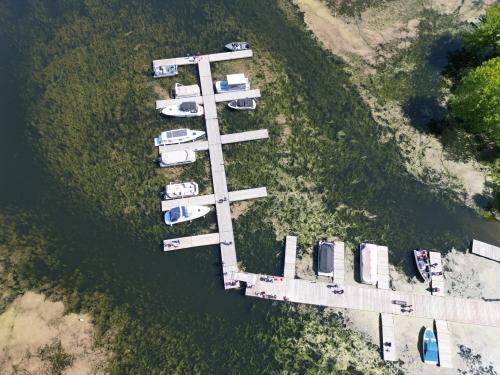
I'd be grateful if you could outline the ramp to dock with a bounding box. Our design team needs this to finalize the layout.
[429,251,445,296]
[380,313,396,361]
[435,320,453,368]
[333,241,345,286]
[164,233,220,251]
[377,245,390,290]
[471,239,500,262]
[283,236,297,279]
[161,187,267,211]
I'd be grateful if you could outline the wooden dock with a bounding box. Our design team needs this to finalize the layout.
[283,236,297,279]
[156,96,204,110]
[154,48,268,289]
[163,233,220,251]
[333,241,345,286]
[429,251,445,296]
[377,245,390,290]
[435,319,453,368]
[243,273,500,326]
[380,313,396,361]
[471,239,500,262]
[156,89,261,110]
[161,187,267,211]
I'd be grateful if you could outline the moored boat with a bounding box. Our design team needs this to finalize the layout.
[164,205,210,225]
[228,98,256,110]
[414,248,431,282]
[152,64,178,78]
[161,102,204,117]
[158,150,196,167]
[422,327,439,365]
[163,182,199,200]
[225,42,251,51]
[317,240,334,277]
[215,74,250,93]
[154,129,206,146]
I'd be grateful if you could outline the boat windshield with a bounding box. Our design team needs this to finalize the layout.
[182,206,189,217]
[169,207,181,222]
[236,98,252,107]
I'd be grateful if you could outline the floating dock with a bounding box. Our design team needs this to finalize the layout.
[154,48,267,289]
[283,236,297,279]
[164,233,220,251]
[161,187,267,211]
[333,241,345,286]
[435,319,453,368]
[429,251,445,297]
[377,245,390,290]
[380,313,396,361]
[471,239,500,262]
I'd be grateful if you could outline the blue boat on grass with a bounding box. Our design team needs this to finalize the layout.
[422,327,439,365]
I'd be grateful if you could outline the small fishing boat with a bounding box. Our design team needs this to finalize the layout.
[154,129,206,146]
[414,248,431,282]
[317,240,334,277]
[158,150,196,167]
[161,102,204,117]
[152,64,178,78]
[164,205,210,226]
[163,182,199,200]
[215,74,250,93]
[422,327,439,365]
[228,98,256,110]
[225,42,251,51]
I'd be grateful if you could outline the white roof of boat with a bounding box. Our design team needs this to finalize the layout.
[227,74,247,85]
[360,243,378,284]
[161,150,195,163]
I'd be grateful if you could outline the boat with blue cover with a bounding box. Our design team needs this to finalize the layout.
[164,205,210,226]
[422,327,439,365]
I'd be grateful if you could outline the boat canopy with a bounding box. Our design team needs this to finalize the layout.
[227,74,248,85]
[179,102,197,112]
[166,129,188,138]
[318,243,334,274]
[169,207,181,222]
[423,329,439,364]
[236,98,253,107]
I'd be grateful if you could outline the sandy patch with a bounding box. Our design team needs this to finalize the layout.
[0,292,107,375]
[231,201,250,220]
[153,83,170,100]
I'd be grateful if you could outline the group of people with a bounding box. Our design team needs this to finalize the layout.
[326,283,344,294]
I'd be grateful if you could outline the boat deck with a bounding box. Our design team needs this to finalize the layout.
[429,251,445,296]
[161,187,267,211]
[283,236,297,279]
[471,239,500,262]
[333,241,345,286]
[435,319,453,368]
[381,313,396,361]
[377,245,390,290]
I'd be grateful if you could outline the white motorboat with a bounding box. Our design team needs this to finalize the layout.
[163,182,199,200]
[154,129,205,146]
[164,205,210,225]
[225,42,251,51]
[228,98,256,110]
[161,102,204,117]
[158,150,196,167]
[174,83,200,98]
[152,64,178,78]
[215,74,250,93]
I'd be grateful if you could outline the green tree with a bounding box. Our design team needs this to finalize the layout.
[464,4,500,58]
[449,57,500,145]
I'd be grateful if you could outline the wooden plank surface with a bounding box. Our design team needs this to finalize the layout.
[333,241,345,285]
[158,141,209,154]
[381,313,396,361]
[156,96,204,110]
[283,236,297,279]
[214,89,261,103]
[377,245,390,290]
[471,239,500,262]
[220,129,269,144]
[163,233,220,251]
[435,320,453,368]
[208,49,253,62]
[430,251,445,296]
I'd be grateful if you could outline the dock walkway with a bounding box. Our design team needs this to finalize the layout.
[435,319,453,368]
[283,236,297,279]
[429,251,445,296]
[380,313,396,361]
[377,245,390,290]
[333,241,345,286]
[471,239,500,262]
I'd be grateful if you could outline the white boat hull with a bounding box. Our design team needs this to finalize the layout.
[158,150,196,167]
[154,129,206,146]
[161,104,204,118]
[228,99,256,110]
[164,205,211,225]
[164,182,199,199]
